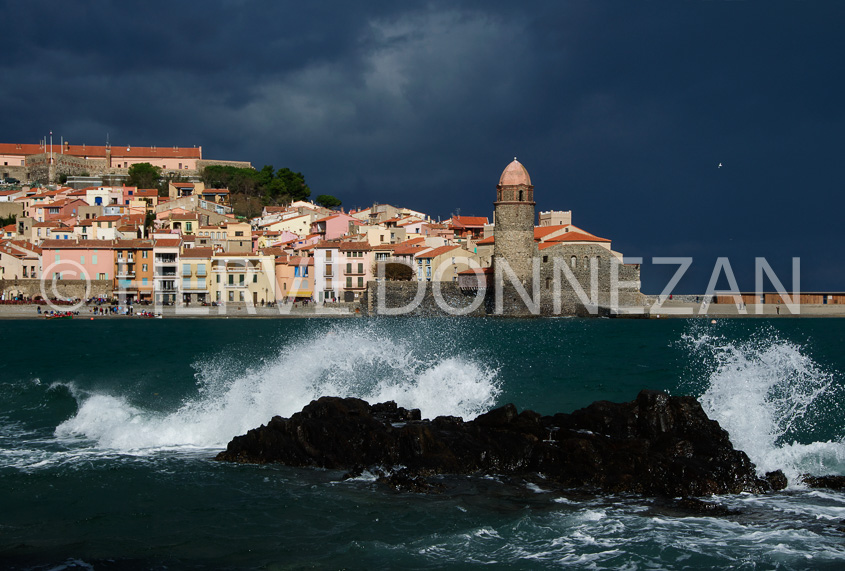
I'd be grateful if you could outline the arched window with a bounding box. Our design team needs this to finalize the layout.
[570,255,577,269]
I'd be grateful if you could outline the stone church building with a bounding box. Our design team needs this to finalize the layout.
[369,158,646,316]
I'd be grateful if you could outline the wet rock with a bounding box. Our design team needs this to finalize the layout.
[765,470,789,491]
[800,475,845,490]
[377,469,444,494]
[674,497,739,517]
[216,390,779,497]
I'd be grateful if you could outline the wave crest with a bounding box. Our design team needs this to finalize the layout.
[56,321,500,452]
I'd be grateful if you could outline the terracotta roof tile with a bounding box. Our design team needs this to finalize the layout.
[40,239,117,249]
[154,238,182,248]
[338,241,371,252]
[415,245,462,259]
[545,230,610,243]
[534,225,570,240]
[450,215,488,228]
[180,247,214,258]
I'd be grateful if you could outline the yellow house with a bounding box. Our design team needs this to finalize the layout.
[210,251,276,305]
[414,245,480,282]
[259,213,315,237]
[180,247,213,304]
[225,221,252,253]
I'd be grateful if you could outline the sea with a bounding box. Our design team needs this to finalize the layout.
[2,317,845,570]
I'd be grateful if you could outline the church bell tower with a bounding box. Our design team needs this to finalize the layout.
[493,158,537,287]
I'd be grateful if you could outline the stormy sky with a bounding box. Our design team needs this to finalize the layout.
[3,1,843,293]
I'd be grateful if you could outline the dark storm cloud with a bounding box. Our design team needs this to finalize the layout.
[3,1,843,291]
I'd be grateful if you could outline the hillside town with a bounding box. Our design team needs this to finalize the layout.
[0,144,630,313]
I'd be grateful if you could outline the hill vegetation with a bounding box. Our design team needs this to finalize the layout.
[125,162,341,218]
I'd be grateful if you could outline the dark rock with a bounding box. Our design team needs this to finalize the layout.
[377,469,445,494]
[216,391,780,497]
[674,497,739,517]
[765,470,789,491]
[800,474,845,490]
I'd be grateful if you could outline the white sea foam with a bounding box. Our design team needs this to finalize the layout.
[681,324,845,482]
[55,322,500,452]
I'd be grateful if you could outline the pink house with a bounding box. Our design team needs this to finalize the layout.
[311,213,360,241]
[35,199,88,222]
[40,239,116,281]
[121,186,139,205]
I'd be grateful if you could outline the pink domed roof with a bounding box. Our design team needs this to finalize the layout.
[498,158,531,186]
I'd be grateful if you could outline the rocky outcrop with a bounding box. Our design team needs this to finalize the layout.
[800,475,845,490]
[216,390,787,497]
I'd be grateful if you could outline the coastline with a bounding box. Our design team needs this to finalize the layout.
[0,303,359,319]
[2,301,845,319]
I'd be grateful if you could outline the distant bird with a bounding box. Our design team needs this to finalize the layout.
[718,163,723,168]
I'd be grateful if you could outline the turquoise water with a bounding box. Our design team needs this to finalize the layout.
[2,318,845,569]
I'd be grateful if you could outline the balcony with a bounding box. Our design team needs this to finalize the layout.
[155,255,177,265]
[117,256,135,263]
[156,281,178,292]
[155,269,177,277]
[117,270,136,278]
[212,264,259,273]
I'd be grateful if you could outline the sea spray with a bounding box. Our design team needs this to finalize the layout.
[680,322,845,481]
[56,320,500,451]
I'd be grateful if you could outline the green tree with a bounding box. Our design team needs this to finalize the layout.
[275,168,310,202]
[200,164,311,208]
[144,209,155,234]
[127,163,162,190]
[0,213,16,227]
[379,262,414,281]
[315,194,342,209]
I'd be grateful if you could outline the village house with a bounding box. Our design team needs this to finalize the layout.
[310,213,360,241]
[225,221,252,254]
[338,241,373,301]
[46,225,77,241]
[260,213,315,237]
[180,247,213,304]
[34,198,88,222]
[210,251,275,306]
[0,240,41,279]
[40,239,116,281]
[274,254,313,302]
[447,215,488,241]
[89,215,123,240]
[313,242,341,303]
[153,237,181,305]
[414,245,480,282]
[113,239,155,303]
